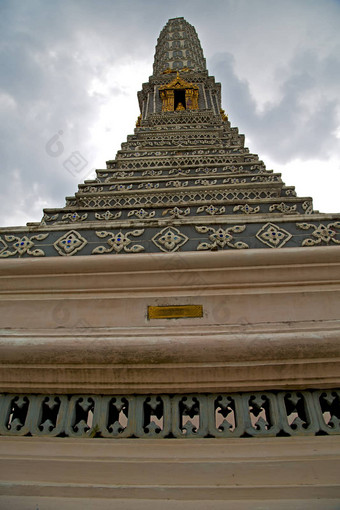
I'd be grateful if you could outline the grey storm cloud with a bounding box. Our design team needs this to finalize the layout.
[0,0,173,226]
[211,50,340,163]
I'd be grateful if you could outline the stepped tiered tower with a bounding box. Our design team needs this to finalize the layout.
[0,17,339,510]
[1,17,340,257]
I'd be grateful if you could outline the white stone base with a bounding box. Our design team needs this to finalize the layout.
[0,436,339,508]
[1,247,340,394]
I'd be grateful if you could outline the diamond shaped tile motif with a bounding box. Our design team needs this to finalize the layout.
[54,230,87,256]
[256,223,292,248]
[0,17,339,256]
[152,227,188,252]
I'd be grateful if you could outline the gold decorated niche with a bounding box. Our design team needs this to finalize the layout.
[159,72,199,112]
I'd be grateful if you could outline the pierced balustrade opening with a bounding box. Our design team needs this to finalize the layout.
[1,390,339,439]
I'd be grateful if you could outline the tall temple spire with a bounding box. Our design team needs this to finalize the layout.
[0,17,339,258]
[0,19,339,510]
[138,17,220,120]
[153,17,206,75]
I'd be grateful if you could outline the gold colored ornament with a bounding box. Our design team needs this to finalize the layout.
[220,109,228,121]
[148,305,203,320]
[159,72,199,112]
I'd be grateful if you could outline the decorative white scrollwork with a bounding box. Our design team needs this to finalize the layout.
[0,236,8,256]
[196,204,225,215]
[196,225,248,250]
[162,207,190,218]
[127,209,155,219]
[297,222,340,246]
[269,203,297,214]
[138,182,159,189]
[95,211,122,221]
[62,212,88,222]
[42,213,59,223]
[92,229,144,254]
[302,201,313,214]
[110,183,133,191]
[0,234,48,258]
[233,204,260,214]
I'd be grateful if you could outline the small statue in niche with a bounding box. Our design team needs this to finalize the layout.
[176,102,185,111]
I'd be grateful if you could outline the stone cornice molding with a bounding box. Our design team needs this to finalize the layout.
[1,246,339,393]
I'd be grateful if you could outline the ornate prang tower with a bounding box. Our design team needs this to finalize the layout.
[0,17,339,509]
[2,16,339,256]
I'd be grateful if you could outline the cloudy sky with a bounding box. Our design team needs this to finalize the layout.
[1,0,339,227]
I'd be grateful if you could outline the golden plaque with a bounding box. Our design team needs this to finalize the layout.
[148,305,203,320]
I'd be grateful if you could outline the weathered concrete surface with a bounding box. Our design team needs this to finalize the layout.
[0,436,339,508]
